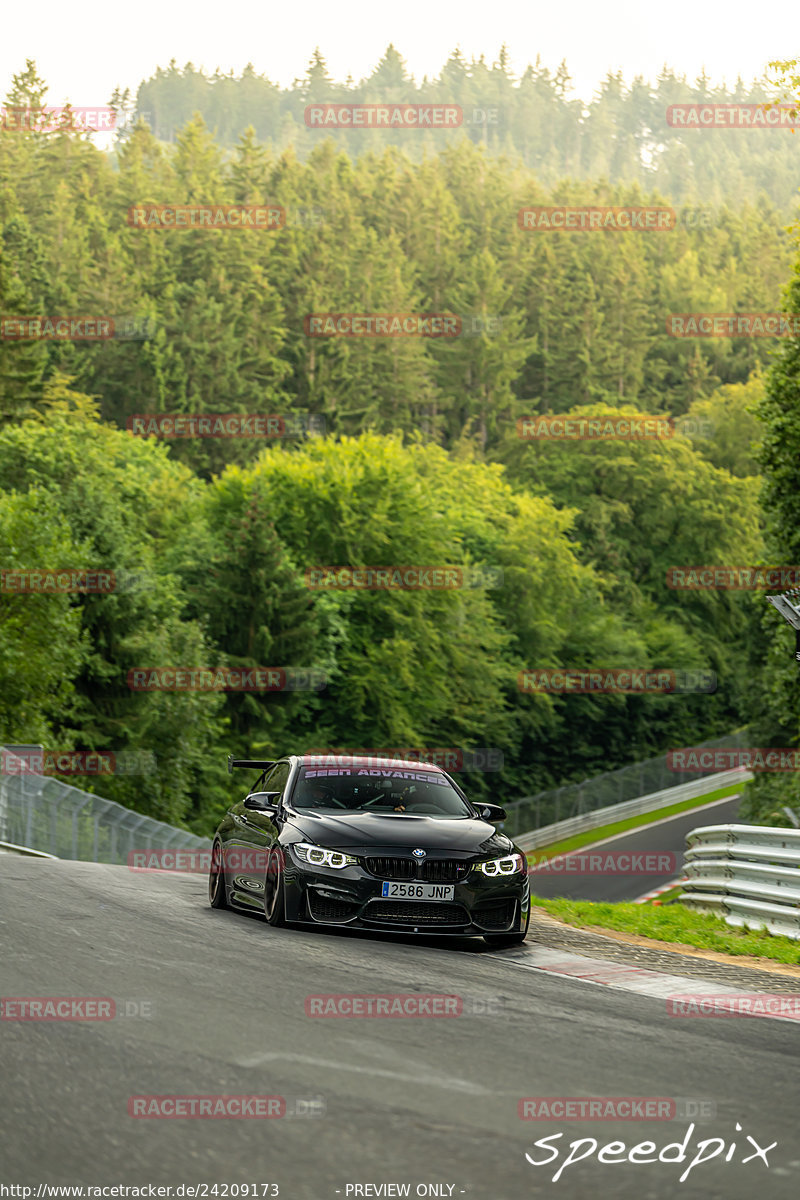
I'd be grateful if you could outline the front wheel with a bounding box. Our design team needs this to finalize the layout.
[484,930,527,947]
[208,840,228,909]
[264,847,287,927]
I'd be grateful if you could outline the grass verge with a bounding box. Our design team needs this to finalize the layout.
[524,782,743,863]
[531,894,800,966]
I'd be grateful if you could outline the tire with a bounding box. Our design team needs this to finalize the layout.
[264,847,287,927]
[483,931,527,947]
[208,840,228,909]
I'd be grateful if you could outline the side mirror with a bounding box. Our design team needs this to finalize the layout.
[478,803,507,823]
[244,791,280,813]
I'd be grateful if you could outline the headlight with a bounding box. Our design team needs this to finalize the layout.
[293,842,359,869]
[474,853,525,876]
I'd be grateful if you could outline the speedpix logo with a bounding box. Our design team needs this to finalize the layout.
[524,1122,776,1184]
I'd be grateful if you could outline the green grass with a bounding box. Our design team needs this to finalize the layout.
[524,782,743,865]
[531,894,800,965]
[649,884,684,905]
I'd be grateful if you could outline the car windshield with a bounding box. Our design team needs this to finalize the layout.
[290,765,474,818]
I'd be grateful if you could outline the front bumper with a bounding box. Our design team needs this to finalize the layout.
[282,850,530,936]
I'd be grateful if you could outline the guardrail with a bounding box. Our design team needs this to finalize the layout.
[514,768,750,852]
[503,726,754,839]
[0,840,59,858]
[680,823,800,940]
[0,749,209,864]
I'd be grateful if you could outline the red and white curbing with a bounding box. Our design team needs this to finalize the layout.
[633,878,687,904]
[492,944,800,1023]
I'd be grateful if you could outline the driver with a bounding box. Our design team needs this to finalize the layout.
[300,780,334,807]
[392,785,415,812]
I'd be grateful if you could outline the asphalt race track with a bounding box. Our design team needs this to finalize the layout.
[1,854,798,1199]
[529,794,743,902]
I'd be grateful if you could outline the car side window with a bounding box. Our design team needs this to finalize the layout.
[264,762,290,798]
[257,764,278,791]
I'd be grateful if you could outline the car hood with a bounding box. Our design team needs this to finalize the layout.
[285,809,514,856]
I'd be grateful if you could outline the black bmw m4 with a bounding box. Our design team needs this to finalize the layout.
[209,754,530,945]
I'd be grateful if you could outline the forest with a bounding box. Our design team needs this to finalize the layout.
[0,54,795,833]
[127,47,800,214]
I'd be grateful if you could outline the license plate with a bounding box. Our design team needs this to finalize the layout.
[380,881,455,901]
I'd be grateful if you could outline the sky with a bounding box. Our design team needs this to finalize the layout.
[1,0,794,110]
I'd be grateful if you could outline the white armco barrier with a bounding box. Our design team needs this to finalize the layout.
[681,823,800,940]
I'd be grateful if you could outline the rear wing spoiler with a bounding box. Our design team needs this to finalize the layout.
[228,757,277,774]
